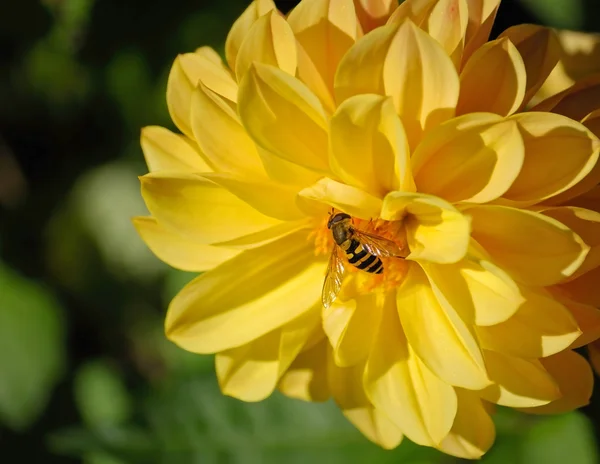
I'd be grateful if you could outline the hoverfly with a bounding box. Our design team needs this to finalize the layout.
[322,211,405,308]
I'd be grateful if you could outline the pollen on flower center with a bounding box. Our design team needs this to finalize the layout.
[308,213,410,294]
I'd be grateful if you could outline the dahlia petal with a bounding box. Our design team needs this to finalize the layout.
[533,74,600,121]
[436,389,495,459]
[382,192,470,263]
[335,20,459,149]
[396,263,489,389]
[329,94,414,197]
[166,231,325,353]
[225,0,277,70]
[238,63,330,173]
[323,293,382,367]
[278,338,330,402]
[257,146,322,187]
[191,84,266,177]
[412,114,524,203]
[480,350,560,408]
[498,25,560,107]
[295,39,337,113]
[543,207,600,280]
[140,172,286,245]
[522,351,593,414]
[343,407,404,450]
[420,256,524,328]
[569,185,600,214]
[235,11,297,81]
[287,0,358,94]
[218,310,321,401]
[354,0,398,31]
[216,330,282,401]
[389,0,469,68]
[140,126,210,173]
[461,0,500,65]
[589,342,600,377]
[200,173,307,221]
[556,265,600,307]
[364,294,457,446]
[299,177,383,219]
[457,38,526,116]
[467,205,589,286]
[561,298,600,349]
[132,216,240,272]
[328,359,404,449]
[500,113,600,206]
[476,287,581,358]
[167,49,237,137]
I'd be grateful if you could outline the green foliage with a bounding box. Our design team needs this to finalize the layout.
[0,263,66,430]
[519,0,585,29]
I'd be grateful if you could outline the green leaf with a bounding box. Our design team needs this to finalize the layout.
[75,360,133,428]
[522,412,599,464]
[0,263,66,430]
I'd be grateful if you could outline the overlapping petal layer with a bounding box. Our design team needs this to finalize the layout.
[136,0,600,457]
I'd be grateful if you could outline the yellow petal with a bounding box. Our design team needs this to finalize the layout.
[389,0,469,68]
[191,84,266,177]
[543,206,600,280]
[323,293,382,367]
[288,0,358,94]
[343,407,404,450]
[235,10,297,81]
[225,0,277,70]
[396,263,489,389]
[278,338,330,402]
[200,173,307,221]
[294,38,337,113]
[534,73,600,122]
[216,308,321,402]
[498,25,560,107]
[382,192,470,263]
[140,172,286,245]
[257,146,322,188]
[457,38,526,116]
[299,177,383,220]
[561,298,600,349]
[166,231,326,353]
[569,185,600,214]
[556,265,600,307]
[521,351,593,414]
[467,205,589,286]
[364,292,457,446]
[461,0,501,65]
[480,350,560,408]
[420,255,524,327]
[354,0,398,31]
[132,216,240,272]
[216,329,282,401]
[238,63,330,173]
[412,114,524,203]
[328,359,404,449]
[167,49,237,137]
[500,112,600,206]
[532,30,600,102]
[476,287,581,358]
[335,20,459,150]
[589,341,600,377]
[140,126,210,173]
[329,94,415,197]
[437,389,495,459]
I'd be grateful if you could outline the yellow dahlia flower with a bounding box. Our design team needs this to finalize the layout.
[135,0,600,458]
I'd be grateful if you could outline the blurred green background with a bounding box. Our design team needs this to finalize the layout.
[2,0,600,462]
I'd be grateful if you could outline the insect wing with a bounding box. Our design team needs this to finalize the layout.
[354,229,404,257]
[322,246,345,308]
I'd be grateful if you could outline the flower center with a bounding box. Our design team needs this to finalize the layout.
[308,213,410,297]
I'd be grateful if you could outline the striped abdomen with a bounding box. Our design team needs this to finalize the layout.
[340,237,383,274]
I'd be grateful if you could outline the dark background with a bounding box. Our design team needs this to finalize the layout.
[1,0,600,462]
